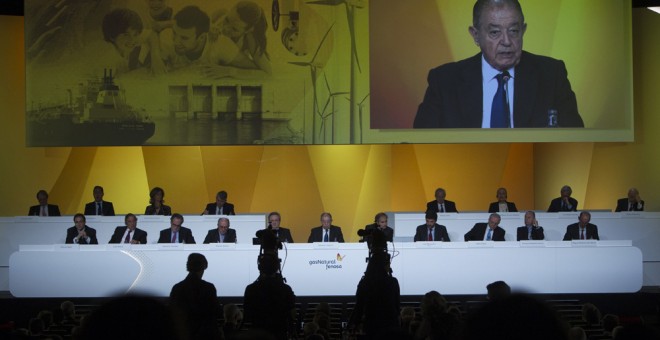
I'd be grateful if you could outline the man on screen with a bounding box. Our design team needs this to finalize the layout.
[563,211,599,241]
[413,0,584,128]
[158,213,196,244]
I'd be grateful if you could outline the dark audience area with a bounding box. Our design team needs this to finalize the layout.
[1,291,659,340]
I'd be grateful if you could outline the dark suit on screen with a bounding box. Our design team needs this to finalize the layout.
[144,204,172,216]
[414,223,450,242]
[516,226,545,241]
[426,200,458,214]
[203,202,235,215]
[272,227,294,243]
[563,223,599,241]
[308,226,345,243]
[615,198,644,212]
[547,197,578,212]
[83,200,115,216]
[109,226,148,244]
[65,225,99,244]
[28,204,61,216]
[158,227,196,244]
[464,223,505,241]
[203,228,237,243]
[413,51,583,128]
[488,201,518,213]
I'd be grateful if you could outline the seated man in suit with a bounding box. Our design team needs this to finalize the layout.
[615,188,645,212]
[426,187,458,214]
[202,190,235,215]
[65,213,99,244]
[158,213,196,244]
[516,211,544,241]
[465,213,506,241]
[83,186,115,216]
[361,212,394,245]
[563,211,599,240]
[414,211,450,242]
[267,211,294,243]
[308,212,345,243]
[413,0,583,129]
[28,189,61,216]
[109,213,148,244]
[203,217,237,243]
[488,187,518,213]
[547,185,578,212]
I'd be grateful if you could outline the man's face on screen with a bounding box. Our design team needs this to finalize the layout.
[469,4,526,71]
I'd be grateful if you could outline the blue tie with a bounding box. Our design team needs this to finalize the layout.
[323,230,329,242]
[490,72,511,128]
[486,228,492,241]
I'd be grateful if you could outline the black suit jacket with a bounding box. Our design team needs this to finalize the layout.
[28,204,61,216]
[615,198,644,212]
[488,201,518,213]
[203,202,236,215]
[203,228,237,243]
[547,197,578,212]
[464,223,505,241]
[272,227,294,243]
[413,223,450,242]
[158,227,196,244]
[144,204,172,216]
[83,201,115,216]
[414,51,583,128]
[516,226,545,241]
[65,225,99,244]
[109,226,148,244]
[361,223,394,245]
[308,226,345,243]
[426,200,458,214]
[563,223,599,240]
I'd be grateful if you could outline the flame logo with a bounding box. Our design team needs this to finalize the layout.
[336,253,346,261]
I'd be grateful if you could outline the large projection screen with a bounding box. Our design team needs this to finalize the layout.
[24,0,632,146]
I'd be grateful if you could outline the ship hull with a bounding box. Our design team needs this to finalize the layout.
[27,120,156,147]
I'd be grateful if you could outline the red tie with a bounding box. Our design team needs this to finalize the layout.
[124,230,132,243]
[580,228,585,240]
[428,229,433,241]
[171,231,177,243]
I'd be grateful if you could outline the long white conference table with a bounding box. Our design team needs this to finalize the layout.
[1,212,658,296]
[9,241,642,297]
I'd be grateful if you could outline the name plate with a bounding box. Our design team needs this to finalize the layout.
[519,241,546,248]
[107,244,132,251]
[157,243,184,250]
[54,244,79,251]
[312,242,339,249]
[209,243,236,250]
[467,241,495,248]
[413,241,446,248]
[15,216,40,222]
[80,245,107,251]
[571,240,598,247]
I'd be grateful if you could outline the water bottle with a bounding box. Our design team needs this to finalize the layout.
[547,109,558,127]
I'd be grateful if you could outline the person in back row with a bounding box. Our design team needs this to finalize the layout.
[426,188,458,213]
[202,190,235,215]
[615,187,644,212]
[28,189,61,216]
[84,185,115,216]
[488,187,517,213]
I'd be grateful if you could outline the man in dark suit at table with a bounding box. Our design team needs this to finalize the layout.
[615,188,645,212]
[170,253,221,340]
[83,186,115,216]
[547,185,578,212]
[361,212,394,245]
[516,211,544,241]
[65,213,99,244]
[202,190,235,215]
[109,213,148,244]
[308,212,345,243]
[488,187,518,213]
[267,211,294,243]
[563,211,599,241]
[414,211,450,242]
[426,188,458,214]
[28,190,61,216]
[465,213,506,241]
[413,0,583,129]
[203,217,237,243]
[158,213,196,244]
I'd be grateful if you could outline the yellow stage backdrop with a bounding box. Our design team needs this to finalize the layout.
[1,10,659,242]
